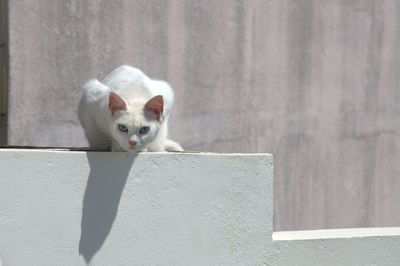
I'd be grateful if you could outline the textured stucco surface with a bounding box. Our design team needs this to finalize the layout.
[1,150,400,265]
[5,0,400,230]
[0,150,274,265]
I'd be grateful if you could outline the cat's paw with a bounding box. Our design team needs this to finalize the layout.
[164,139,184,152]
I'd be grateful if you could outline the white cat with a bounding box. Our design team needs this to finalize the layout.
[78,65,183,152]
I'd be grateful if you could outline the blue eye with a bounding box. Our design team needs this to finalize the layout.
[118,124,128,133]
[139,126,150,134]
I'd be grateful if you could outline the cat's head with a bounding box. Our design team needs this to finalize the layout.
[108,92,163,151]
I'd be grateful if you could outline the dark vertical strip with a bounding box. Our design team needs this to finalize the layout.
[0,0,8,145]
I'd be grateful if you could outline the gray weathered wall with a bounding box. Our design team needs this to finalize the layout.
[5,0,400,230]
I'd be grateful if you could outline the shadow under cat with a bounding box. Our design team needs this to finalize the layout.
[79,152,137,263]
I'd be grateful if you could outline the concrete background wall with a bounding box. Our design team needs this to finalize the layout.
[4,0,400,230]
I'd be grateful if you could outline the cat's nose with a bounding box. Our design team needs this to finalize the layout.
[129,140,137,148]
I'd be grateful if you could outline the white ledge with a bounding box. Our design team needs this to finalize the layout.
[0,149,273,265]
[2,149,400,265]
[273,227,400,241]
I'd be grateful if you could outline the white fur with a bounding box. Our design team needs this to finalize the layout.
[78,65,183,152]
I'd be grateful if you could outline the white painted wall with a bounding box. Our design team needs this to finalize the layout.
[1,149,400,265]
[0,150,273,265]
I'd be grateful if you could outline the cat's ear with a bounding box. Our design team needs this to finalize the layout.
[144,95,163,121]
[109,92,127,115]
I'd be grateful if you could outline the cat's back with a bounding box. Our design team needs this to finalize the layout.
[78,79,110,124]
[103,65,174,108]
[148,79,174,109]
[81,79,109,103]
[103,65,148,90]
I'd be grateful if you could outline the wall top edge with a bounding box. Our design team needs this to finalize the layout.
[273,227,400,241]
[0,147,273,157]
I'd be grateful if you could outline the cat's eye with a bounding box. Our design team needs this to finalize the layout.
[118,124,128,133]
[139,126,150,135]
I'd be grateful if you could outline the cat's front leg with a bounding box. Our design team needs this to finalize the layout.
[111,140,126,152]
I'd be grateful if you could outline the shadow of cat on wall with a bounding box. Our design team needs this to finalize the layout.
[79,152,137,264]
